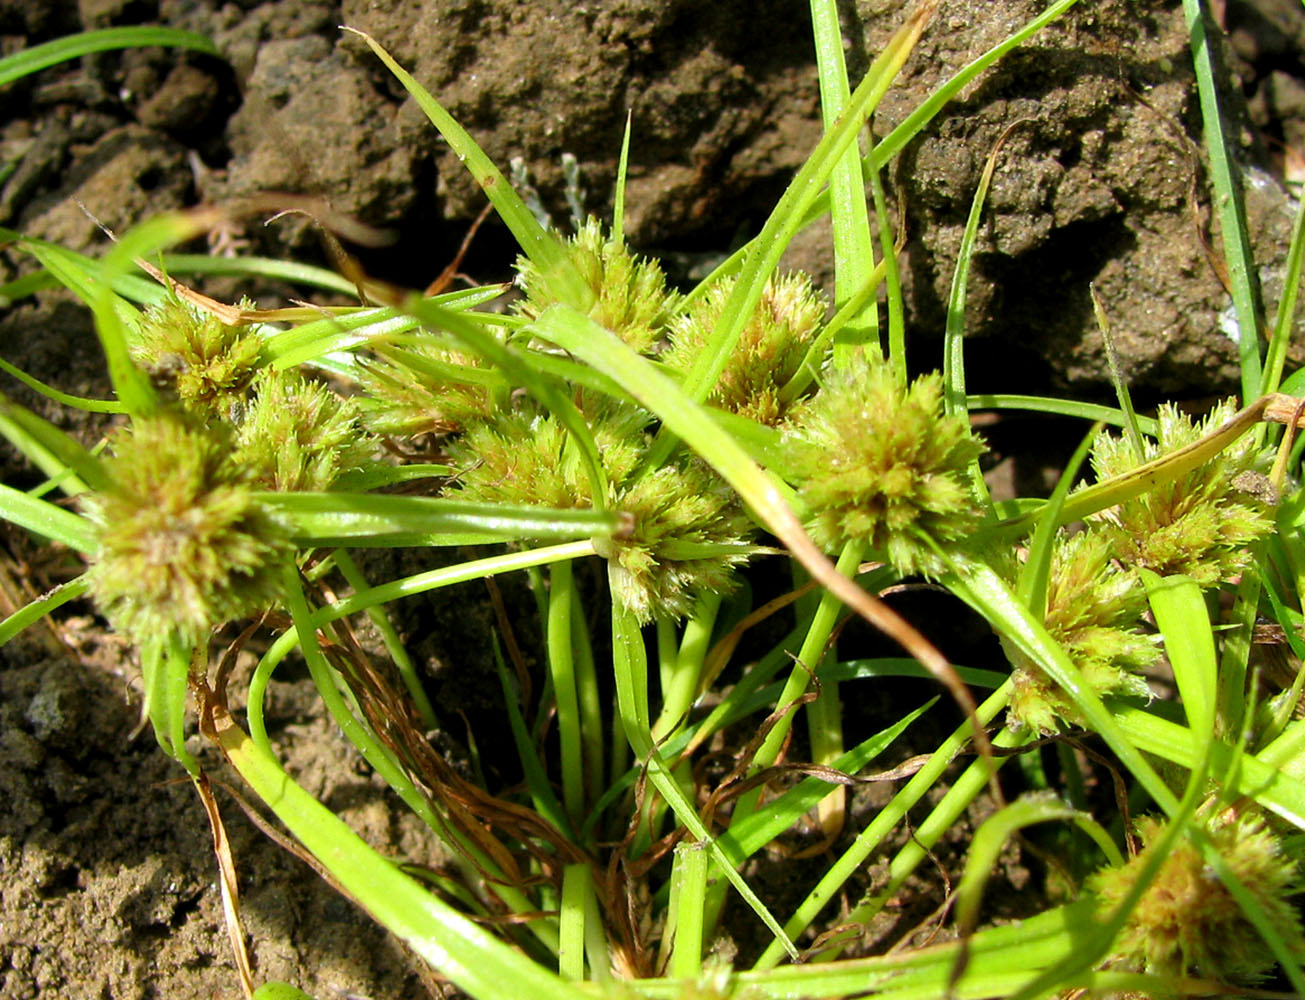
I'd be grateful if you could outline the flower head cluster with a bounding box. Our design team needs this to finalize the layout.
[234,371,376,492]
[515,217,678,353]
[447,399,753,621]
[597,459,754,622]
[1088,811,1305,985]
[129,297,263,418]
[784,350,985,575]
[662,272,827,427]
[1009,530,1157,732]
[83,414,290,644]
[1087,401,1274,587]
[358,342,495,439]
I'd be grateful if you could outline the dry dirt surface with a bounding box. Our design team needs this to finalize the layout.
[0,0,1303,997]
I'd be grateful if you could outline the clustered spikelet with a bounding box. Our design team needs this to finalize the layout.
[1009,530,1158,732]
[784,350,985,575]
[515,217,678,353]
[130,297,263,417]
[234,371,376,492]
[1087,401,1274,587]
[358,343,495,439]
[1089,811,1305,986]
[662,272,827,426]
[82,414,291,644]
[597,459,754,622]
[447,403,647,511]
[446,401,753,622]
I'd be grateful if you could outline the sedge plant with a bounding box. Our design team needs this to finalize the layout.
[4,1,1305,998]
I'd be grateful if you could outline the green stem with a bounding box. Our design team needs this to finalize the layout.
[740,541,865,812]
[570,592,605,814]
[668,842,710,980]
[548,560,584,827]
[652,592,722,743]
[752,681,1013,970]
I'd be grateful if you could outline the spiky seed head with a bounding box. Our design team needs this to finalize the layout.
[447,404,647,511]
[598,459,754,622]
[1087,401,1274,587]
[662,271,827,426]
[357,343,495,439]
[785,350,985,576]
[515,217,678,353]
[1009,529,1158,732]
[1089,811,1305,985]
[130,297,263,417]
[234,370,376,492]
[447,402,752,621]
[82,414,290,644]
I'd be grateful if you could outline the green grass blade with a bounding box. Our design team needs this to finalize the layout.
[810,0,877,362]
[344,29,592,312]
[0,391,111,494]
[0,483,98,552]
[260,492,619,547]
[1141,570,1215,739]
[159,253,363,296]
[867,0,1082,171]
[720,699,934,859]
[966,393,1159,434]
[1262,162,1305,396]
[1181,0,1262,401]
[0,357,124,414]
[0,27,218,87]
[0,573,92,647]
[208,707,586,1000]
[1017,422,1100,619]
[944,126,1014,418]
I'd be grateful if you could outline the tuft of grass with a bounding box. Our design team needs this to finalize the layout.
[6,2,1305,999]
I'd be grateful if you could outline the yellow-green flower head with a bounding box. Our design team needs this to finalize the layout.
[234,370,376,492]
[515,217,678,354]
[1088,811,1305,985]
[662,271,827,426]
[448,403,646,511]
[357,342,494,439]
[1009,529,1157,732]
[600,459,754,622]
[82,414,290,644]
[1087,401,1274,587]
[129,297,263,418]
[785,350,985,575]
[447,403,753,621]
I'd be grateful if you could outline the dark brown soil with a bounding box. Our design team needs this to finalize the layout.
[1,0,1302,997]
